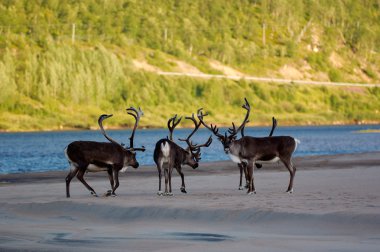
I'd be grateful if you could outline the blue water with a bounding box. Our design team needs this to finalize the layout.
[0,125,379,174]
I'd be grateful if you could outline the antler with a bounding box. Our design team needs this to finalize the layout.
[196,108,224,139]
[126,107,145,152]
[178,113,201,147]
[232,116,276,138]
[228,98,251,137]
[98,114,121,146]
[167,114,182,141]
[179,114,213,161]
[192,135,213,149]
[269,117,277,137]
[228,120,250,137]
[190,135,213,161]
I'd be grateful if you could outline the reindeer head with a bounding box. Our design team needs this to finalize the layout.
[98,107,145,169]
[197,98,250,154]
[218,132,238,154]
[122,149,139,168]
[183,147,200,169]
[178,114,213,169]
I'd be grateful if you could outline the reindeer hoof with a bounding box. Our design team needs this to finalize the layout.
[247,191,256,195]
[180,188,187,193]
[164,192,173,196]
[287,189,293,194]
[104,190,112,197]
[91,191,98,197]
[157,191,164,196]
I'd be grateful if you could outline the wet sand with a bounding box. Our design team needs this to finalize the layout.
[1,152,380,251]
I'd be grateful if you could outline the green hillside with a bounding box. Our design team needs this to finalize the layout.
[0,0,380,131]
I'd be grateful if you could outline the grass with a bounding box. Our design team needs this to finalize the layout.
[1,61,379,131]
[1,45,379,132]
[355,129,380,133]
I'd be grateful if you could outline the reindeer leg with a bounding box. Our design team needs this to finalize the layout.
[176,166,187,193]
[111,169,119,197]
[246,161,256,195]
[243,162,249,189]
[291,163,297,192]
[104,168,114,197]
[281,157,296,193]
[164,167,169,195]
[238,162,249,189]
[157,163,163,196]
[168,167,173,196]
[76,169,97,197]
[238,163,244,190]
[65,165,79,198]
[251,165,256,193]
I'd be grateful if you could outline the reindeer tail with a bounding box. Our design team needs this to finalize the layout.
[161,141,170,158]
[294,138,301,152]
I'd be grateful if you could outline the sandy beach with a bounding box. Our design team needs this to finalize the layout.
[1,152,380,252]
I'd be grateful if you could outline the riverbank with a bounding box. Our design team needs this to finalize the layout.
[1,121,380,133]
[1,152,379,183]
[1,152,380,252]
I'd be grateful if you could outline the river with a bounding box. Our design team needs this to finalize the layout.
[0,125,379,174]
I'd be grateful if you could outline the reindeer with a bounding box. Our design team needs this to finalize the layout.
[198,98,299,195]
[237,117,277,190]
[64,107,145,198]
[153,114,212,196]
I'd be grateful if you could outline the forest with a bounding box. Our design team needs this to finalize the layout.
[0,0,379,131]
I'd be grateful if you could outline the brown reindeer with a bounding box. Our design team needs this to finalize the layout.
[198,99,299,194]
[64,107,145,198]
[238,117,278,190]
[153,114,212,196]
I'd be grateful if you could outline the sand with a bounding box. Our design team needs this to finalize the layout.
[0,152,380,251]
